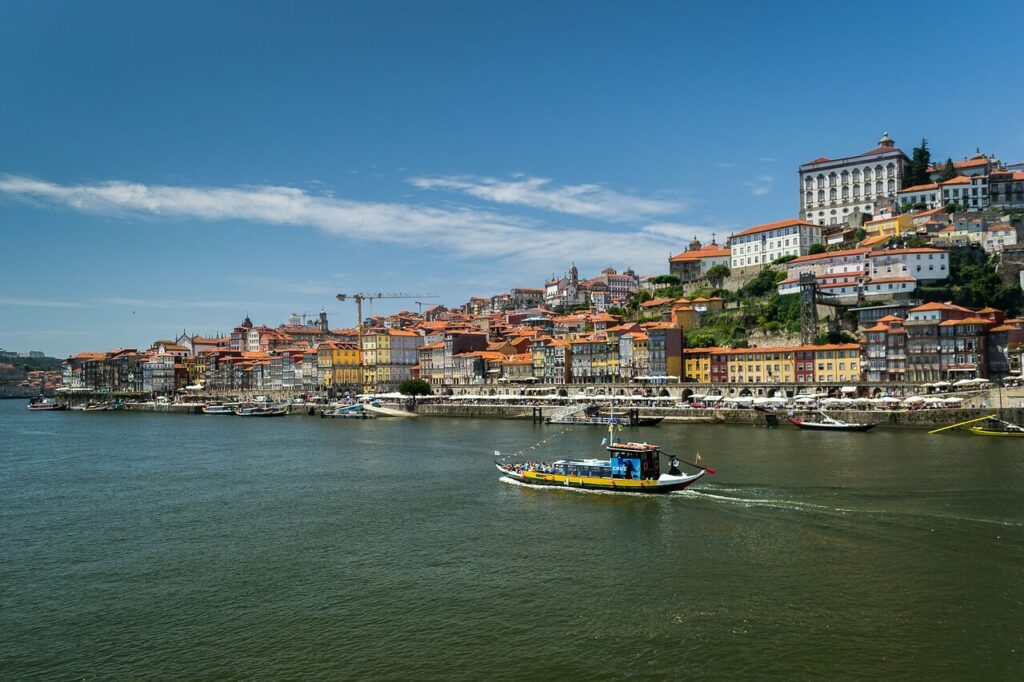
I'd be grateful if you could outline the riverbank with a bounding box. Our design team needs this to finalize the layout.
[59,399,1024,429]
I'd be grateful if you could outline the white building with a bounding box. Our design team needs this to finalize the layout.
[799,133,911,227]
[729,219,822,270]
[897,182,942,210]
[982,224,1019,253]
[668,240,731,282]
[867,247,948,283]
[940,174,988,211]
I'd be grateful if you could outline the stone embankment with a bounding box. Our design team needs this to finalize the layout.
[414,403,1024,429]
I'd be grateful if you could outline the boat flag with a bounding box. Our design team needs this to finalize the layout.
[695,452,703,463]
[601,437,607,446]
[494,450,501,458]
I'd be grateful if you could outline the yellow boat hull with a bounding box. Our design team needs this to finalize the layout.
[966,427,1024,437]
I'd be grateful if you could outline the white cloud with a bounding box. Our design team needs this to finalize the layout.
[0,174,701,274]
[409,174,685,222]
[745,174,774,196]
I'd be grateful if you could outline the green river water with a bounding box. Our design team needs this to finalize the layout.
[1,401,1022,679]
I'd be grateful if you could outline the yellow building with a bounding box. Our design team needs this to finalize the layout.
[863,213,913,238]
[811,344,861,383]
[725,347,796,383]
[317,341,361,388]
[682,348,714,383]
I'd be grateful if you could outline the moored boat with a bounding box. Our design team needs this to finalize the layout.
[202,402,238,415]
[27,396,66,411]
[234,404,289,417]
[321,404,376,419]
[965,418,1024,437]
[788,412,875,432]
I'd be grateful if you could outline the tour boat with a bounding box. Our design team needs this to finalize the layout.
[495,414,711,494]
[964,418,1024,438]
[788,412,876,432]
[202,402,238,415]
[27,396,65,411]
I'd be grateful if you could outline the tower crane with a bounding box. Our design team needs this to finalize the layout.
[335,292,439,390]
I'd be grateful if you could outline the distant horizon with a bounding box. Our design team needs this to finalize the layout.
[3,1,1023,356]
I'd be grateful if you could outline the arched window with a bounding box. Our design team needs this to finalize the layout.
[875,164,884,179]
[852,169,860,182]
[841,170,849,184]
[875,181,883,194]
[842,186,849,199]
[806,191,813,204]
[864,167,872,181]
[887,179,895,193]
[829,188,837,201]
[829,172,838,187]
[817,189,824,202]
[805,177,813,190]
[817,174,825,189]
[886,163,895,178]
[853,184,860,197]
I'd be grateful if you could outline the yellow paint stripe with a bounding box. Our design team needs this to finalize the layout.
[521,472,657,487]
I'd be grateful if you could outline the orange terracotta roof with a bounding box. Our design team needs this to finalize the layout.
[867,247,945,256]
[733,218,815,238]
[898,182,939,193]
[788,247,869,264]
[940,175,971,186]
[938,318,994,327]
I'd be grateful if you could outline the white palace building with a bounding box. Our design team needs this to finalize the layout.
[799,133,911,227]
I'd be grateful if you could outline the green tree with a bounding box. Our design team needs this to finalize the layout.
[808,243,826,255]
[772,254,797,265]
[852,227,867,242]
[908,138,932,187]
[398,378,432,396]
[739,268,785,298]
[937,158,959,182]
[650,274,681,285]
[686,330,717,348]
[704,264,730,288]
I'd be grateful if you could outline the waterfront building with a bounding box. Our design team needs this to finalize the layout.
[539,339,571,384]
[981,224,1019,253]
[141,346,180,395]
[682,348,714,383]
[317,341,360,391]
[902,302,992,381]
[644,325,683,379]
[728,219,822,270]
[799,133,911,227]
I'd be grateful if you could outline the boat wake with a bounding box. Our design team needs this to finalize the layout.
[677,488,1023,528]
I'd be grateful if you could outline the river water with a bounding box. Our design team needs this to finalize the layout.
[1,401,1022,679]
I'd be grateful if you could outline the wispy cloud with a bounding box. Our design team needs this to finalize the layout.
[0,174,703,273]
[95,297,247,309]
[744,174,774,196]
[0,296,94,308]
[409,174,685,222]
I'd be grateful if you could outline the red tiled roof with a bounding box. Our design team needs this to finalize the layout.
[733,218,815,238]
[898,182,939,193]
[788,247,869,265]
[940,175,971,186]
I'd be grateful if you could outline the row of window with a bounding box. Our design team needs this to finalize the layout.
[804,164,898,190]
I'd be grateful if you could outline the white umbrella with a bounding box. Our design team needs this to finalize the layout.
[943,396,964,404]
[952,379,973,387]
[903,395,925,404]
[878,397,901,404]
[933,381,951,388]
[840,386,857,394]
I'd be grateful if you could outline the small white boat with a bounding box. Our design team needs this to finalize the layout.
[202,402,238,415]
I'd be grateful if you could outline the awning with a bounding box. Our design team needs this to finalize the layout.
[840,386,857,394]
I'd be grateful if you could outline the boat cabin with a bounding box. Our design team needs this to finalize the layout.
[607,442,662,480]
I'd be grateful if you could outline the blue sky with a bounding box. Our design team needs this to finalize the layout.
[2,1,1023,356]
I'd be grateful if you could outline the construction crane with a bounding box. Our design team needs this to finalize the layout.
[335,292,439,390]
